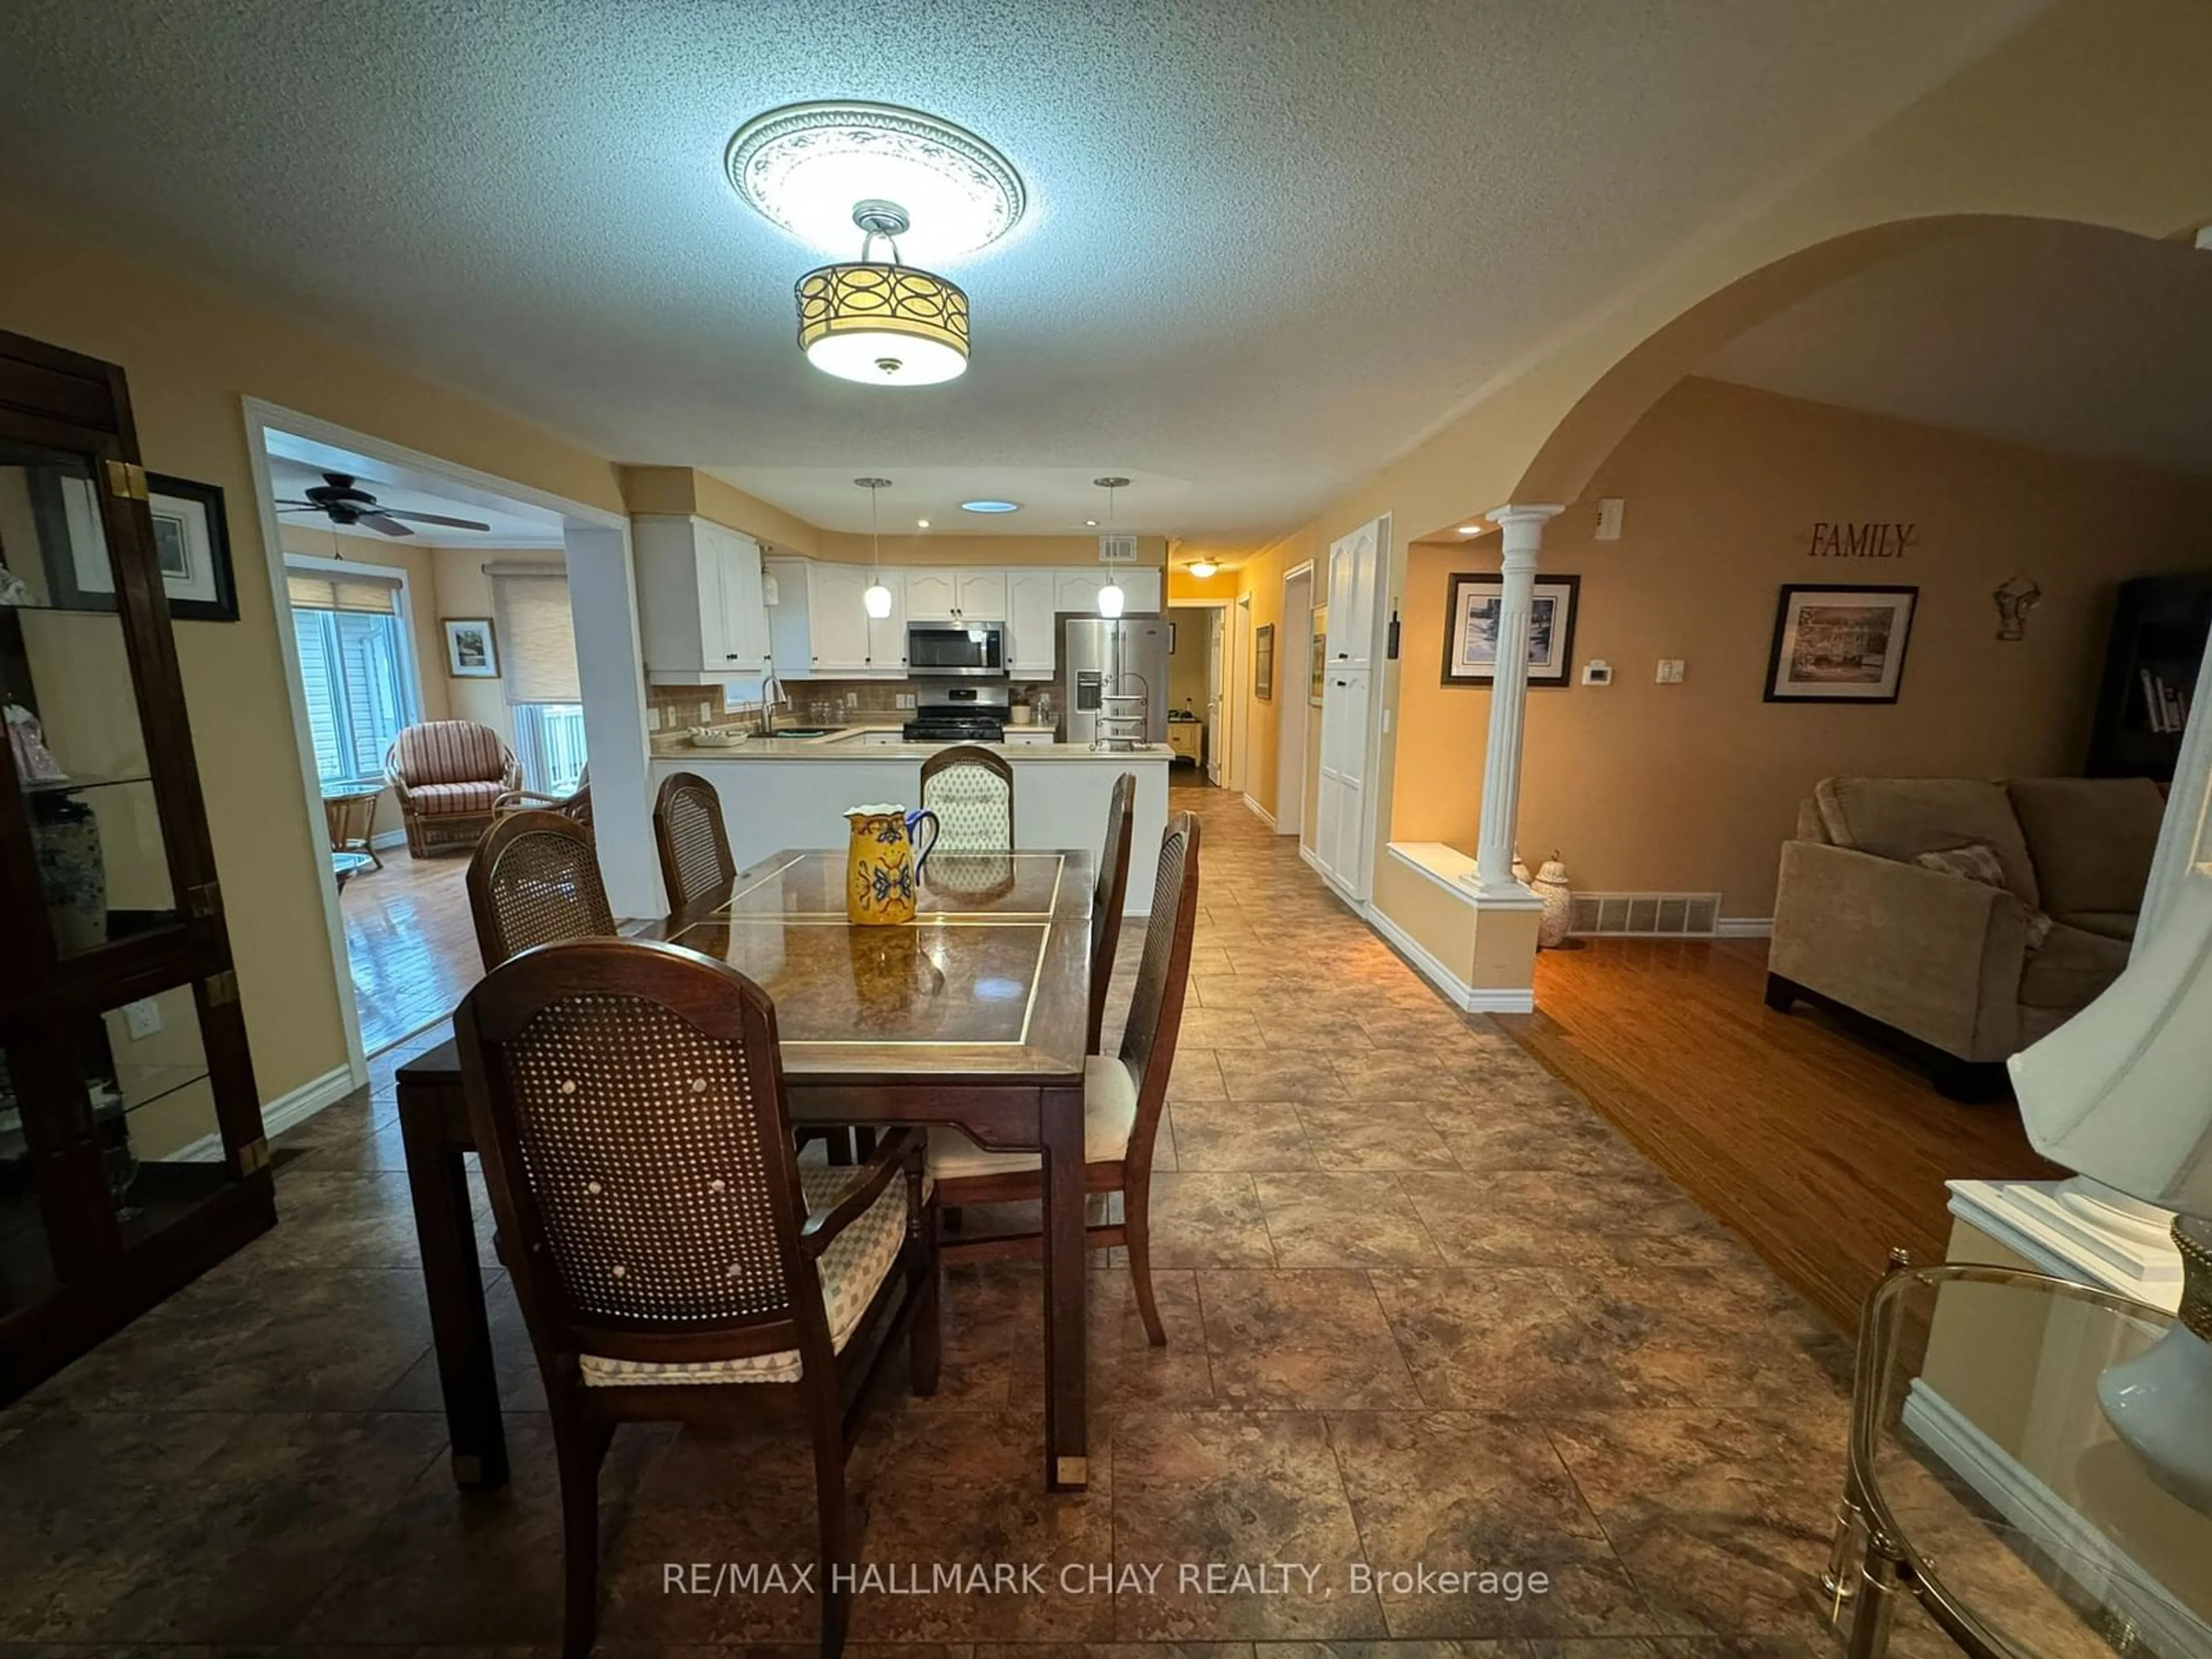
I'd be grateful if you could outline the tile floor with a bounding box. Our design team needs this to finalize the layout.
[0,779,2025,1657]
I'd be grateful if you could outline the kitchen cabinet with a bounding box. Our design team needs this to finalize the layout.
[1007,570,1057,676]
[904,567,1006,623]
[763,562,906,680]
[1165,721,1203,764]
[1325,518,1380,671]
[806,562,875,674]
[1055,567,1160,616]
[1001,728,1056,747]
[1315,662,1372,900]
[636,515,772,685]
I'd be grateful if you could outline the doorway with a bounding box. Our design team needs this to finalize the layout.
[242,401,645,1081]
[1275,563,1312,837]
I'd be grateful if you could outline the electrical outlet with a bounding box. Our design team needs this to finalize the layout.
[646,707,661,732]
[123,998,162,1039]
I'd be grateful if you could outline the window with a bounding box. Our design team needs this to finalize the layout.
[287,569,416,786]
[491,565,586,796]
[513,702,587,796]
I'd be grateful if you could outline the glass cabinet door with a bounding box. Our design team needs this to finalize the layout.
[0,439,186,964]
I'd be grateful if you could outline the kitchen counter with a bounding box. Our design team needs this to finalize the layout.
[647,734,1171,910]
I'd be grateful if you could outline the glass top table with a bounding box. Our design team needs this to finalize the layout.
[1828,1256,2210,1658]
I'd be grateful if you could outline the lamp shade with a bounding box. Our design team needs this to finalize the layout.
[1097,581,1126,618]
[2010,865,2212,1218]
[797,262,968,385]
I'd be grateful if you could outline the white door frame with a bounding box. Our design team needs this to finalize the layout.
[240,397,643,1086]
[1275,562,1313,837]
[1182,598,1232,786]
[1229,593,1253,797]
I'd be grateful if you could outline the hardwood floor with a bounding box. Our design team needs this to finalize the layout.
[1494,935,2065,1331]
[338,847,480,1055]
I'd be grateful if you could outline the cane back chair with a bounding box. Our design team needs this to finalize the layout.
[496,764,592,834]
[466,810,618,971]
[1086,771,1138,1055]
[925,811,1200,1346]
[918,744,1014,853]
[453,937,941,1659]
[653,770,739,919]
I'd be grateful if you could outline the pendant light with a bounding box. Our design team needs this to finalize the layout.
[1094,476,1130,617]
[856,477,894,618]
[797,203,969,385]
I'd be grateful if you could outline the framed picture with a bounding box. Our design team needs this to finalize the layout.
[1442,572,1580,687]
[1253,622,1275,700]
[24,468,239,620]
[444,617,500,678]
[1763,584,1917,703]
[1309,603,1329,706]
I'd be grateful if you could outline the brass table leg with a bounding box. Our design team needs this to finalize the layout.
[1845,1538,1903,1659]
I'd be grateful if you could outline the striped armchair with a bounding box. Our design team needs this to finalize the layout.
[384,720,522,857]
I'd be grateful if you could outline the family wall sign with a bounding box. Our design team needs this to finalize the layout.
[1804,520,1918,559]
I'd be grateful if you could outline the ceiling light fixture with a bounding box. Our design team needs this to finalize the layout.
[796,202,968,385]
[961,499,1020,514]
[857,477,894,618]
[728,101,1027,263]
[916,518,930,529]
[1095,477,1130,618]
[1188,559,1219,579]
[1457,524,1482,535]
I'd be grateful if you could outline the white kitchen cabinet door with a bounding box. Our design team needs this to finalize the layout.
[904,568,959,622]
[1117,567,1162,612]
[955,568,1007,619]
[702,522,771,676]
[1316,664,1370,897]
[1055,570,1109,613]
[637,515,771,684]
[999,728,1055,747]
[1007,570,1057,675]
[805,563,874,675]
[864,569,907,672]
[766,555,813,680]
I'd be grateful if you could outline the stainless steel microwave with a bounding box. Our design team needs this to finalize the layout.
[906,620,1007,677]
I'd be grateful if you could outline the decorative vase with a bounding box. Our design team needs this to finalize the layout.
[32,796,107,955]
[1532,854,1574,949]
[2096,1217,2212,1512]
[843,804,940,926]
[1512,850,1532,888]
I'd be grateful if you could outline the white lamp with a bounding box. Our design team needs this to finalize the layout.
[855,478,894,617]
[1094,474,1130,617]
[2010,861,2212,1509]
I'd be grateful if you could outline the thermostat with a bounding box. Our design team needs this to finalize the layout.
[1581,660,1613,686]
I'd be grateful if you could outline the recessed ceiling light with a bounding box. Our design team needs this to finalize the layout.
[1457,524,1482,535]
[1085,519,1097,527]
[727,101,1027,263]
[961,499,1020,514]
[916,518,930,528]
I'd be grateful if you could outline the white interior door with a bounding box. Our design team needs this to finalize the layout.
[1205,611,1225,786]
[1275,570,1310,836]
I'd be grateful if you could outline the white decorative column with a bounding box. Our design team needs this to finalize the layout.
[1472,503,1563,896]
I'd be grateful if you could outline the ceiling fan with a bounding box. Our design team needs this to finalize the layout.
[274,472,491,537]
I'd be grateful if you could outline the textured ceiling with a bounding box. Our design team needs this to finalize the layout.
[1703,221,2212,476]
[0,0,2043,539]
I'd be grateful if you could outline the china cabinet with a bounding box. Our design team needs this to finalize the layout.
[0,328,272,1401]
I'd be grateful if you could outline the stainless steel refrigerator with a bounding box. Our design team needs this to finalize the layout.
[1058,612,1170,748]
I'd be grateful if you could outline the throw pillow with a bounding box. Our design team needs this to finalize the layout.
[1915,843,2055,948]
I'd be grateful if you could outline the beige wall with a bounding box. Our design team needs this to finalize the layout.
[1165,606,1210,722]
[1388,377,2212,915]
[815,530,1168,571]
[2,204,623,1103]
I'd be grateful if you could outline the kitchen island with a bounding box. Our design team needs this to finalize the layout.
[648,729,1173,911]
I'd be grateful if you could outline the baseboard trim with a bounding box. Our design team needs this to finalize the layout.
[1298,843,1325,874]
[1901,1381,2206,1655]
[1715,917,1773,938]
[166,1062,358,1164]
[1241,793,1275,830]
[1367,904,1536,1015]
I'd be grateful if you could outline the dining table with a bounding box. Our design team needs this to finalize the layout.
[395,845,1097,1493]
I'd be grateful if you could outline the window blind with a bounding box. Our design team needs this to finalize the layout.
[286,571,399,613]
[490,569,579,705]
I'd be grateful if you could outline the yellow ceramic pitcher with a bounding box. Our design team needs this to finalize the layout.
[843,804,940,925]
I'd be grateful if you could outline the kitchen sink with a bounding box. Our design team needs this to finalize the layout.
[767,726,842,738]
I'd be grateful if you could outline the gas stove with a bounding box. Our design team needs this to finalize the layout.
[907,684,1009,744]
[903,714,1005,743]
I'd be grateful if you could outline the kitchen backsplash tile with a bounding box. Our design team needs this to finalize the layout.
[646,677,1056,734]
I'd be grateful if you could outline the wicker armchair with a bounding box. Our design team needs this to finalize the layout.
[384,719,522,857]
[453,937,940,1659]
[495,764,590,834]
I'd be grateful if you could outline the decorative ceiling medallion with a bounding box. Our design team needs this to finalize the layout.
[728,101,1027,263]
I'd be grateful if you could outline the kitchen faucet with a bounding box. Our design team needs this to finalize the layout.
[759,672,791,736]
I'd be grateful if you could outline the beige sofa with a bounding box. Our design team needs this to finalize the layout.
[1766,776,2168,1099]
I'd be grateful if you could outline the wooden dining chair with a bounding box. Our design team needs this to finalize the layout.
[653,770,738,919]
[925,811,1200,1346]
[1086,771,1138,1055]
[466,810,618,970]
[919,744,1014,852]
[453,937,940,1659]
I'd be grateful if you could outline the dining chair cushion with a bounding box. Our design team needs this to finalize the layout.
[410,780,508,816]
[577,1165,908,1387]
[925,1055,1139,1180]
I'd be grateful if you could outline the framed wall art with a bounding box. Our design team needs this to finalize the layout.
[1309,603,1328,706]
[25,467,240,620]
[443,616,500,678]
[1253,622,1275,700]
[1763,584,1917,703]
[1441,571,1580,687]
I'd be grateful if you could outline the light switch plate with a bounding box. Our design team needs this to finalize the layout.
[1596,498,1625,541]
[1656,659,1686,684]
[1582,660,1613,685]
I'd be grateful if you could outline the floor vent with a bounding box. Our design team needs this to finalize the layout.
[1567,891,1722,939]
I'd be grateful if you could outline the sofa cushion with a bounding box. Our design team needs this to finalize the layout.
[1815,778,2040,907]
[2006,777,2165,919]
[408,781,505,816]
[2018,922,2130,1012]
[1914,844,2053,946]
[2051,910,2138,943]
[391,719,509,787]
